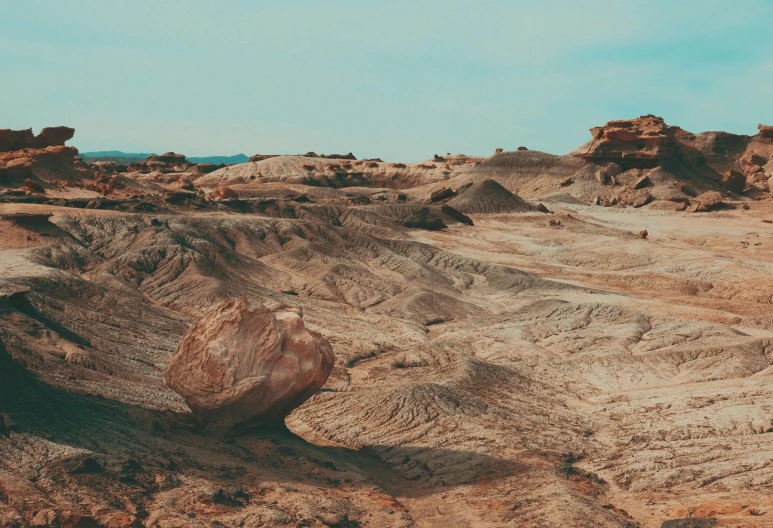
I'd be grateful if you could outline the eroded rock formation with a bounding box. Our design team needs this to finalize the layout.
[166,298,335,429]
[0,127,74,152]
[572,115,680,169]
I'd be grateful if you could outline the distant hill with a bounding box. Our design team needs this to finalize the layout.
[79,151,154,163]
[187,154,249,165]
[79,151,249,165]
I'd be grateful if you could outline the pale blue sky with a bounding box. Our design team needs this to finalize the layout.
[2,1,772,161]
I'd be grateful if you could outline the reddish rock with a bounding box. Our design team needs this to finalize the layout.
[638,230,648,239]
[572,115,680,169]
[0,126,74,152]
[166,298,335,429]
[690,191,724,212]
[0,129,35,152]
[517,146,529,151]
[0,145,80,186]
[721,169,746,194]
[35,126,75,147]
[759,124,773,138]
[211,186,238,200]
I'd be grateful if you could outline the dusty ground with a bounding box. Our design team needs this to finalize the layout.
[3,116,773,526]
[2,195,773,527]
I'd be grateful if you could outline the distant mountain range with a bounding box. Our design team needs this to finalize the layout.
[79,151,249,165]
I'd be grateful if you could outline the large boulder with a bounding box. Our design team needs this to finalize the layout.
[688,191,724,212]
[166,298,335,430]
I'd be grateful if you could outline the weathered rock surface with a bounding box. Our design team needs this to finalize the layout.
[689,190,724,212]
[166,298,335,429]
[572,115,680,169]
[0,127,74,152]
[721,169,746,193]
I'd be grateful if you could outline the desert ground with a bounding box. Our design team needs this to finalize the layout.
[2,118,773,527]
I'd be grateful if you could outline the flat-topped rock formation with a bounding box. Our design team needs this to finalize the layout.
[571,115,681,169]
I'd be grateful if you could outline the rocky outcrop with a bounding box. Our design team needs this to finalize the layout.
[721,169,746,194]
[147,152,189,165]
[0,127,74,152]
[0,145,81,186]
[759,124,773,139]
[572,115,680,169]
[166,298,335,430]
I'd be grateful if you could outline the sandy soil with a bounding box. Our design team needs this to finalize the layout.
[2,194,773,527]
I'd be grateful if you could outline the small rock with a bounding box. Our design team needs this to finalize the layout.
[638,230,648,239]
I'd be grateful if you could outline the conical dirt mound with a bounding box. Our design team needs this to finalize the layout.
[448,179,537,214]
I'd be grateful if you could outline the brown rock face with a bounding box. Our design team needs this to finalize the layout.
[165,298,335,429]
[35,126,75,147]
[572,115,680,169]
[0,127,75,152]
[721,169,746,194]
[759,124,773,138]
[0,145,80,186]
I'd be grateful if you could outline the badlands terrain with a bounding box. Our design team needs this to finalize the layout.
[2,117,773,527]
